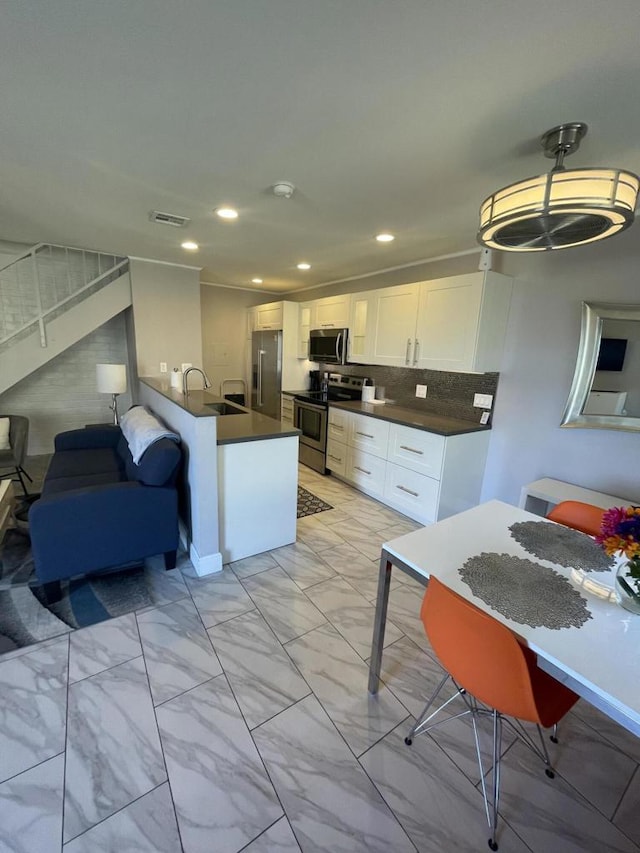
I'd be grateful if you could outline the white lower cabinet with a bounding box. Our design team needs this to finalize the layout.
[384,463,439,523]
[281,393,294,425]
[349,412,389,458]
[326,437,347,476]
[346,446,387,498]
[328,406,490,525]
[387,423,444,479]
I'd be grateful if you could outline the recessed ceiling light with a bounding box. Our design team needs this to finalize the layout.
[376,232,395,243]
[181,240,199,251]
[252,278,263,284]
[216,207,238,220]
[296,262,311,270]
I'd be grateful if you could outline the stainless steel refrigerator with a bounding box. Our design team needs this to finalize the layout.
[251,330,283,419]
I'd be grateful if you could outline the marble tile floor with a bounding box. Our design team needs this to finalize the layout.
[1,463,639,852]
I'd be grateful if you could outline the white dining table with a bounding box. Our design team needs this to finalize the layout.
[368,499,640,738]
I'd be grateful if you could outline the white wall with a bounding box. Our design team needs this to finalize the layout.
[481,232,640,505]
[130,259,203,377]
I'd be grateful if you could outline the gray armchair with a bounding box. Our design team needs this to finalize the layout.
[0,415,32,495]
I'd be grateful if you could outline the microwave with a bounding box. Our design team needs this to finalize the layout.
[309,328,349,364]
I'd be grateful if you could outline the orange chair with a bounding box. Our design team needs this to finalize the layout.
[545,500,605,537]
[405,577,579,851]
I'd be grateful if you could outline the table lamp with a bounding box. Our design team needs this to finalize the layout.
[96,363,127,425]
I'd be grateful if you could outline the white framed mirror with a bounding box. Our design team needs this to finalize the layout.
[561,301,640,432]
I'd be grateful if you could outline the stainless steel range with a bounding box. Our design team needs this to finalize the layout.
[294,373,366,473]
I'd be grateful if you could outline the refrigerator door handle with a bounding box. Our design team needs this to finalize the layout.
[257,350,264,406]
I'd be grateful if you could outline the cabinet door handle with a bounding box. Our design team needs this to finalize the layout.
[328,454,342,462]
[354,465,371,475]
[356,431,374,438]
[413,338,419,366]
[396,484,419,497]
[331,424,344,431]
[400,445,424,455]
[405,337,412,365]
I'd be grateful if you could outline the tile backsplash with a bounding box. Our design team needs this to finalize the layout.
[320,363,499,424]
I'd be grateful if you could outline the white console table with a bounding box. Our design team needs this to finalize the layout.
[519,477,631,517]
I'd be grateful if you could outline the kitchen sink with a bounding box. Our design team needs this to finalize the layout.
[204,402,246,416]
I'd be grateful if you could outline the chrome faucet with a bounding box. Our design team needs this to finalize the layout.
[183,367,212,395]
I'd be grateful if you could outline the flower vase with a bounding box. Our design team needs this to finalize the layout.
[615,557,640,615]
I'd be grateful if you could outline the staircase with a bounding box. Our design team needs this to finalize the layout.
[0,243,131,395]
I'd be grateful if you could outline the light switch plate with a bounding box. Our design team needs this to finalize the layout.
[480,411,490,425]
[160,362,167,373]
[415,384,427,398]
[473,393,493,409]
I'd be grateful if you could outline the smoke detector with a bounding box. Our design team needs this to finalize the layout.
[272,181,295,199]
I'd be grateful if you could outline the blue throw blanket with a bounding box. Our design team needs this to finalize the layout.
[120,406,180,464]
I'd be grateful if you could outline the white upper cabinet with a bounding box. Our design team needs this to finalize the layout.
[255,301,284,330]
[414,271,512,373]
[347,272,511,372]
[348,291,371,363]
[313,294,351,329]
[298,302,313,359]
[350,283,421,366]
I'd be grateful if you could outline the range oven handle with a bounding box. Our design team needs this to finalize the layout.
[295,399,328,414]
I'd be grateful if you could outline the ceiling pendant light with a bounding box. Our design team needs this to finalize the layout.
[478,123,639,252]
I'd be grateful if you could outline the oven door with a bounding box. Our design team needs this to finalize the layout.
[294,399,327,452]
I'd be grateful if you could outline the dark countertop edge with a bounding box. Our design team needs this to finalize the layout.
[328,400,490,437]
[139,377,301,444]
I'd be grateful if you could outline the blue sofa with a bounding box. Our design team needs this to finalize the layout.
[30,422,182,601]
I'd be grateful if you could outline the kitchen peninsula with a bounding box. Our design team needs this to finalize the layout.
[138,377,300,571]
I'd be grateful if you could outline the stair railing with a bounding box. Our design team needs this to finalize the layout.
[0,243,128,350]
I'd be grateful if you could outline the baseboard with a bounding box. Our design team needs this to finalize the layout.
[189,544,223,576]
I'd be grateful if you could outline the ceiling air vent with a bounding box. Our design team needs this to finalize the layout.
[149,210,191,227]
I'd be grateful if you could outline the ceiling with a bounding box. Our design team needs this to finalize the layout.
[1,0,639,293]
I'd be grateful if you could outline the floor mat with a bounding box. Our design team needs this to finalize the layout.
[297,486,333,519]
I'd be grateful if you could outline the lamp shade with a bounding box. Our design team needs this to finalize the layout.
[96,363,127,394]
[478,167,640,252]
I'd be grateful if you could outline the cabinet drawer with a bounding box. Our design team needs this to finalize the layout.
[387,423,445,479]
[349,413,389,459]
[346,447,386,498]
[326,438,347,476]
[328,406,351,438]
[384,463,440,524]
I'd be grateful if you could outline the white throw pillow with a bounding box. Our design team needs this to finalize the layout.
[0,418,10,451]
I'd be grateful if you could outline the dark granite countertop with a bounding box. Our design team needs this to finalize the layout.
[140,378,300,445]
[328,400,489,437]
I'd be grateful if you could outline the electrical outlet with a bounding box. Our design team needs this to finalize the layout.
[480,411,490,425]
[473,393,493,409]
[415,384,427,398]
[160,362,167,373]
[181,362,193,373]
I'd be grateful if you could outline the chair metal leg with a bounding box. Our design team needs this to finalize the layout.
[488,709,502,850]
[405,672,452,744]
[550,722,559,743]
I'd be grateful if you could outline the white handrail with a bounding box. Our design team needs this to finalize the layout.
[0,255,129,348]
